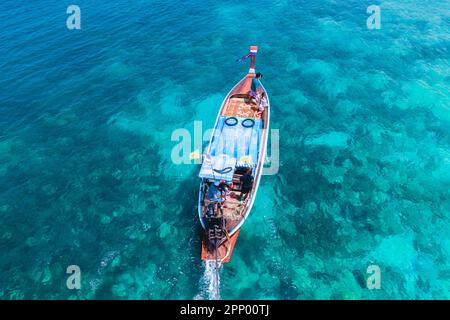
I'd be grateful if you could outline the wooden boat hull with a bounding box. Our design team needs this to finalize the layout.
[201,229,240,263]
[198,46,269,263]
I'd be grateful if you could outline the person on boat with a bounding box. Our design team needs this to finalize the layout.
[239,169,254,201]
[254,91,268,117]
[218,180,229,196]
[249,72,263,102]
[208,180,225,203]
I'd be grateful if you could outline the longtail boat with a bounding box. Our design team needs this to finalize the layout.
[198,46,270,263]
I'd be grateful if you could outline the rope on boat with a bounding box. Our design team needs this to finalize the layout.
[242,118,255,128]
[213,238,220,299]
[213,167,233,174]
[225,117,238,126]
[220,229,232,263]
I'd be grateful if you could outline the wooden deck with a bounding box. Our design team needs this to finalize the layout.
[222,190,244,230]
[223,97,261,119]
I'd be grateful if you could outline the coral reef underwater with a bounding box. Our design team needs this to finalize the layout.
[0,0,449,299]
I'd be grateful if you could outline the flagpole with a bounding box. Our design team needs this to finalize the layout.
[249,46,258,74]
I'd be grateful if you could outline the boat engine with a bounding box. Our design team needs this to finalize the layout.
[205,216,226,252]
[205,203,215,218]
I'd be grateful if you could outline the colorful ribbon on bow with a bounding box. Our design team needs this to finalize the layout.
[235,52,256,63]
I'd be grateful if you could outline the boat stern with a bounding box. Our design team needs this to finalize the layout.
[201,229,241,263]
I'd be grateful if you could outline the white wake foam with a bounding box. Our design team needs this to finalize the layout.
[194,260,222,300]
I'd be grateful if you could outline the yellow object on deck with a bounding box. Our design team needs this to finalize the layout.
[189,149,201,160]
[238,155,253,164]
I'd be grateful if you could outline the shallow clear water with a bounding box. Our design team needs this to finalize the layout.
[0,0,449,299]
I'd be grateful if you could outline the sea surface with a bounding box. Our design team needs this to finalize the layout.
[0,0,449,299]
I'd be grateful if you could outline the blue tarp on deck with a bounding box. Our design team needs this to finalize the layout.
[198,154,236,183]
[209,116,262,168]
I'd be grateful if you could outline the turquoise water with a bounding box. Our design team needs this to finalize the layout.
[1,0,450,299]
